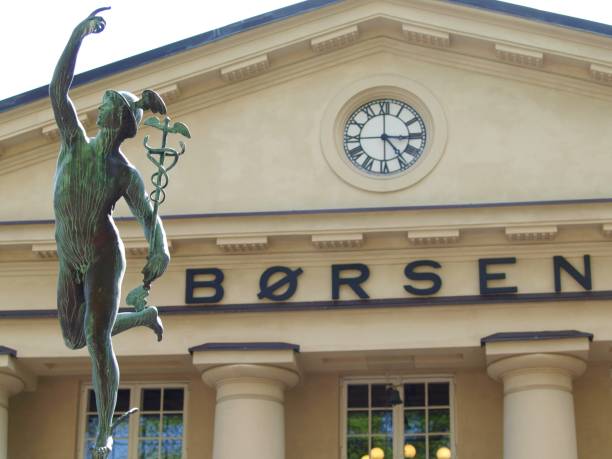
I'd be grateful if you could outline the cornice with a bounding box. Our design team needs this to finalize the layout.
[3,217,612,269]
[5,238,612,277]
[2,0,612,155]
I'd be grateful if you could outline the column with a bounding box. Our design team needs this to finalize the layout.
[0,373,24,459]
[483,331,591,459]
[190,342,300,459]
[0,347,34,459]
[203,364,298,459]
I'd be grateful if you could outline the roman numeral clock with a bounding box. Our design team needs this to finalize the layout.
[319,75,448,192]
[343,99,426,175]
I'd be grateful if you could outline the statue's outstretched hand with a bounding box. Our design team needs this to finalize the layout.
[77,7,110,36]
[142,249,170,287]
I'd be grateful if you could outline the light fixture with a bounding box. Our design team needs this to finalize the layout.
[385,385,403,406]
[404,443,417,458]
[370,447,385,459]
[361,455,369,459]
[436,447,452,459]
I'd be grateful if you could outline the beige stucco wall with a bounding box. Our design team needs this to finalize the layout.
[7,373,215,459]
[3,46,612,220]
[284,369,503,459]
[454,369,503,459]
[286,373,340,459]
[574,364,612,458]
[1,1,611,457]
[8,376,81,459]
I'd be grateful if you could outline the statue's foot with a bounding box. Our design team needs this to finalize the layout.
[144,306,164,342]
[92,435,113,459]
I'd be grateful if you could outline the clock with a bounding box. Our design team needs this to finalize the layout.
[343,98,427,176]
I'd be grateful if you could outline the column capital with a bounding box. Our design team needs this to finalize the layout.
[487,353,586,387]
[190,341,301,374]
[202,364,299,390]
[482,331,590,395]
[482,330,592,364]
[0,350,36,395]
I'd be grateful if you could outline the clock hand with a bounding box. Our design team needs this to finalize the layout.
[385,134,421,140]
[382,114,386,162]
[383,137,400,155]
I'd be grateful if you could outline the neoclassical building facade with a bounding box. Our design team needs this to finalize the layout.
[1,1,612,458]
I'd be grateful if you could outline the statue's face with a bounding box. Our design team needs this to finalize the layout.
[96,92,122,129]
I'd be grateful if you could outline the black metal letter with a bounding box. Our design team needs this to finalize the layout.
[404,260,442,296]
[185,268,224,304]
[478,258,518,295]
[553,255,592,293]
[332,263,370,300]
[258,266,303,301]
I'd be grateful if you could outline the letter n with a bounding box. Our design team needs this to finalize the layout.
[553,255,591,293]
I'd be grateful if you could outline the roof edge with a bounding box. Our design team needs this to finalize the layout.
[2,0,612,113]
[447,0,612,39]
[0,0,342,113]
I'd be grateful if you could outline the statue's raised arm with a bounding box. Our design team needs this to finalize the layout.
[50,7,110,142]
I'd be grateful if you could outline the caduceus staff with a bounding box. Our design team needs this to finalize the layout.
[126,115,191,310]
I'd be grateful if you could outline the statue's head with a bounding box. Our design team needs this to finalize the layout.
[97,89,167,138]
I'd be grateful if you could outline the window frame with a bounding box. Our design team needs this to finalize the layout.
[341,376,456,459]
[77,381,190,459]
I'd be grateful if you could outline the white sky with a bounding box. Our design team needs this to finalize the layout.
[1,0,611,101]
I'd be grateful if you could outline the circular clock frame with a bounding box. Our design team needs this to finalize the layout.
[320,74,448,192]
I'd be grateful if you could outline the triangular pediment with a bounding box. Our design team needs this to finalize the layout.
[2,0,612,224]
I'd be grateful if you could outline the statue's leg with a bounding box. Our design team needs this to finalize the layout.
[57,263,86,350]
[83,249,123,456]
[112,306,164,341]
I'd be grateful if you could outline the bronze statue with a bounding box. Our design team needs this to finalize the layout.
[51,8,172,458]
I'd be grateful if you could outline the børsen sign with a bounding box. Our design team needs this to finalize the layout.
[184,255,592,304]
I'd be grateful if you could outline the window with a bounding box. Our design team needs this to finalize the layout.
[80,384,187,459]
[344,378,453,459]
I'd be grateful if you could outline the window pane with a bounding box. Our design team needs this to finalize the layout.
[140,414,161,437]
[428,383,449,406]
[404,409,426,434]
[429,435,451,459]
[371,384,391,407]
[85,440,95,459]
[139,439,159,459]
[404,384,425,407]
[371,410,393,434]
[347,437,369,459]
[429,409,450,433]
[112,415,129,438]
[163,389,184,411]
[348,385,368,408]
[115,389,131,412]
[162,414,184,437]
[347,411,368,435]
[88,390,97,412]
[161,439,182,459]
[87,415,98,437]
[405,436,426,459]
[110,439,128,458]
[142,389,162,411]
[371,436,393,459]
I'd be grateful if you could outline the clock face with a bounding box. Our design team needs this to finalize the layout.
[343,98,427,176]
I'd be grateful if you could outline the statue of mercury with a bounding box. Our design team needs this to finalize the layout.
[51,8,169,458]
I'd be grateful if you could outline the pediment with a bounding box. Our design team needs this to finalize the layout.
[2,0,612,173]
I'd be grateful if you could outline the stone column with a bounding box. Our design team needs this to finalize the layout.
[191,342,300,459]
[483,331,591,459]
[0,373,24,459]
[203,364,298,459]
[0,347,34,459]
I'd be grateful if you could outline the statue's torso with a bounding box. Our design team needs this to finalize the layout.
[53,138,127,274]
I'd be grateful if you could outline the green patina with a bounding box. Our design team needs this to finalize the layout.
[51,8,189,459]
